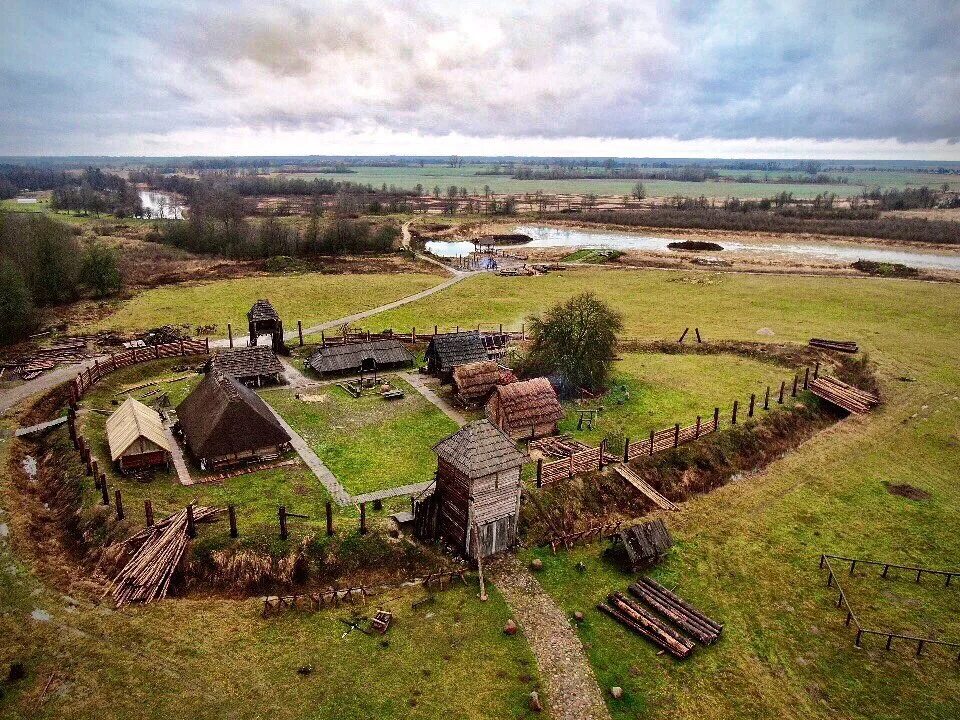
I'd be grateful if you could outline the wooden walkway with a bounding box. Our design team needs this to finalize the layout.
[164,426,194,486]
[14,416,67,437]
[614,466,678,511]
[352,480,433,506]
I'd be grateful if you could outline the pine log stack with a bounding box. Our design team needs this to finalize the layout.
[629,578,723,645]
[598,592,695,659]
[810,375,879,414]
[106,505,221,607]
[809,338,859,353]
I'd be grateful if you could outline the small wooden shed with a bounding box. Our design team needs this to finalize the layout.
[248,299,284,350]
[451,360,516,407]
[105,397,172,472]
[429,420,526,559]
[210,346,284,387]
[485,377,565,439]
[424,331,488,378]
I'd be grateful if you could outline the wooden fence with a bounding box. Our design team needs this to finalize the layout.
[71,338,209,400]
[626,411,720,462]
[317,324,525,347]
[536,442,606,486]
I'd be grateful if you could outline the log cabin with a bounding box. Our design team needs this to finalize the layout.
[105,397,172,473]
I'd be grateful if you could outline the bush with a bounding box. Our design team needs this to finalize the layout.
[0,261,34,342]
[80,241,123,297]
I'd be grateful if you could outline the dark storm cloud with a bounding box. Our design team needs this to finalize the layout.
[1,0,958,153]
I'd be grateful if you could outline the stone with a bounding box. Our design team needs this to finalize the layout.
[573,611,585,623]
[529,558,543,571]
[610,686,624,700]
[529,691,543,712]
[503,619,518,635]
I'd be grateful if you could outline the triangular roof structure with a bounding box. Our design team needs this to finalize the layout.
[426,331,488,371]
[308,339,413,375]
[176,371,290,459]
[211,346,284,378]
[487,377,565,426]
[105,397,171,461]
[432,420,526,477]
[248,299,279,322]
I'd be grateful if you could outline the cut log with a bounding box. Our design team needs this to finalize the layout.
[614,466,678,511]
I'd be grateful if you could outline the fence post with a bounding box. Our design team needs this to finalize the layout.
[114,489,124,520]
[749,393,756,417]
[298,321,304,347]
[521,323,525,340]
[228,505,238,538]
[803,367,810,390]
[359,503,367,535]
[412,327,416,343]
[764,386,770,410]
[623,437,631,462]
[536,458,543,488]
[678,327,689,343]
[695,416,701,438]
[326,501,333,536]
[599,439,606,469]
[695,327,702,343]
[731,400,739,425]
[434,324,438,336]
[90,458,98,479]
[186,504,196,538]
[321,330,325,347]
[100,475,109,505]
[713,406,720,430]
[778,381,786,404]
[814,361,820,380]
[673,423,680,448]
[278,505,288,540]
[649,429,655,456]
[205,337,209,352]
[792,375,799,397]
[569,452,574,478]
[145,499,154,527]
[228,323,233,348]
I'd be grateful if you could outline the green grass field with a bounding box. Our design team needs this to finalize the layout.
[88,270,445,335]
[262,378,459,496]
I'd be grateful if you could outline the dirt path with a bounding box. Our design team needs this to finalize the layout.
[401,372,468,426]
[489,554,611,720]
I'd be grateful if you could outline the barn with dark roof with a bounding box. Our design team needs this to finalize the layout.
[424,331,488,378]
[485,377,565,439]
[424,420,526,558]
[210,346,285,386]
[176,372,291,470]
[308,339,414,376]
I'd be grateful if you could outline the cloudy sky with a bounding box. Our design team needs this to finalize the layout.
[3,0,959,158]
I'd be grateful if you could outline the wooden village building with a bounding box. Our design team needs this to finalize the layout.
[210,346,285,387]
[308,339,414,377]
[176,371,291,470]
[247,299,284,351]
[105,397,172,473]
[424,331,488,379]
[451,360,516,407]
[424,420,526,558]
[486,377,565,439]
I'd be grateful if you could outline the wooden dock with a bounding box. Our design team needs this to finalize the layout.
[614,466,678,511]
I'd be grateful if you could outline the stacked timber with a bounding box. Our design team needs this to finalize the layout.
[106,505,220,607]
[615,520,674,570]
[598,592,695,659]
[810,376,879,414]
[809,338,859,353]
[629,578,723,645]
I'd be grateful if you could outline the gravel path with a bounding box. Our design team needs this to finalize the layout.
[401,372,468,426]
[489,554,611,720]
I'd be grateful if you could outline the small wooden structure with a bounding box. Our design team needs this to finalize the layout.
[176,372,291,470]
[105,397,172,473]
[424,331,488,378]
[419,420,526,559]
[809,338,859,353]
[611,520,674,570]
[485,377,565,439]
[810,376,879,414]
[451,360,516,406]
[308,339,413,376]
[248,299,284,351]
[210,346,284,387]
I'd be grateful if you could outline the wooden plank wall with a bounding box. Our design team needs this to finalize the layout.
[72,339,209,400]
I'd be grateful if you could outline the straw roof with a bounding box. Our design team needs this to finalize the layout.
[247,299,279,322]
[308,339,413,375]
[177,372,289,460]
[433,420,526,478]
[105,397,171,461]
[452,361,516,401]
[211,346,284,379]
[487,377,564,427]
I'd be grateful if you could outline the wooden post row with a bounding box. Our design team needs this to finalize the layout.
[731,400,739,425]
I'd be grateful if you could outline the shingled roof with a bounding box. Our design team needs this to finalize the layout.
[106,397,171,461]
[426,331,488,372]
[247,299,279,322]
[433,420,526,478]
[308,339,414,375]
[210,346,284,379]
[487,377,565,427]
[176,372,289,460]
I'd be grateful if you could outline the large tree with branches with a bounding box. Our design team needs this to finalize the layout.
[522,292,623,394]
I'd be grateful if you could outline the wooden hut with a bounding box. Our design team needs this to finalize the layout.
[105,397,172,473]
[430,420,526,558]
[247,299,284,350]
[486,377,565,439]
[308,339,413,376]
[451,360,516,407]
[424,331,488,379]
[176,372,291,470]
[210,346,284,387]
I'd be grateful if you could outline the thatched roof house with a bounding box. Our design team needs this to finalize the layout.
[424,331,488,378]
[176,372,291,470]
[430,420,526,558]
[485,377,565,439]
[210,346,284,386]
[308,339,413,376]
[451,360,516,406]
[105,397,171,472]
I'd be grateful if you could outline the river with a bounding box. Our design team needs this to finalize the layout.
[139,191,186,220]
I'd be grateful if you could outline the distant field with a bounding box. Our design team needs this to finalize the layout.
[275,164,960,199]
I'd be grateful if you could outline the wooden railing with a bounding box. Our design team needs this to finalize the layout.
[626,411,720,461]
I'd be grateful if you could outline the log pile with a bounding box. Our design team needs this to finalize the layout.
[614,520,674,570]
[106,505,221,607]
[629,578,723,645]
[810,375,879,414]
[598,592,695,659]
[809,338,859,353]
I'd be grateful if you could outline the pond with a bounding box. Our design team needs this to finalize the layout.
[139,191,186,220]
[509,224,960,271]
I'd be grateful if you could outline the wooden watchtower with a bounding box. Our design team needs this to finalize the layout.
[247,299,284,351]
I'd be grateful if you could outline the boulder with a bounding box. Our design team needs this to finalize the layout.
[529,558,544,571]
[573,611,585,623]
[610,686,624,700]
